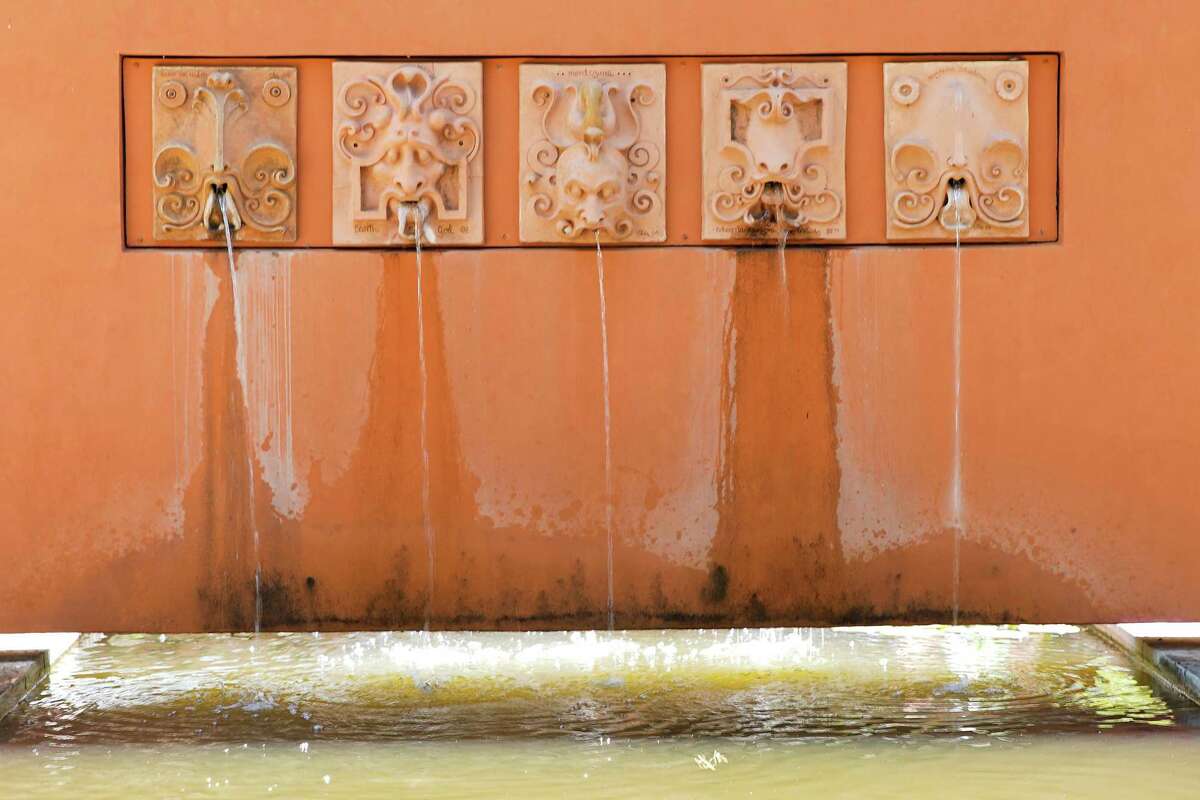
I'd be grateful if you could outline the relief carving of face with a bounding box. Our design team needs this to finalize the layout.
[710,68,841,233]
[337,66,480,241]
[525,78,661,240]
[886,63,1028,237]
[555,141,628,233]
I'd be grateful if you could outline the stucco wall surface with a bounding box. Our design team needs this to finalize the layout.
[0,1,1196,630]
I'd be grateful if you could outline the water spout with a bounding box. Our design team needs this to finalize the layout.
[217,189,261,635]
[397,199,437,245]
[950,195,963,626]
[409,204,436,630]
[595,232,614,632]
[940,178,976,234]
[206,182,242,235]
[777,226,790,321]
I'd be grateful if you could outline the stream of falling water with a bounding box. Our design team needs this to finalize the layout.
[777,227,790,320]
[951,200,963,626]
[595,232,615,632]
[410,209,435,631]
[218,192,262,634]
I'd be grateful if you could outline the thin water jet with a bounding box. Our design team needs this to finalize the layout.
[777,226,790,321]
[217,189,262,635]
[407,203,436,631]
[949,182,964,626]
[595,232,615,632]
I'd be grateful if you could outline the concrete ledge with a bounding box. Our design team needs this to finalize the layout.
[0,651,47,722]
[1091,624,1200,706]
[0,633,80,723]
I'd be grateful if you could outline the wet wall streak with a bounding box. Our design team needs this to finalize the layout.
[146,247,1099,632]
[430,251,610,629]
[824,249,1101,624]
[247,250,611,631]
[565,246,845,627]
[194,251,255,630]
[252,252,428,630]
[603,247,1097,627]
[200,246,1093,631]
[702,248,846,624]
[197,246,1102,631]
[0,246,1115,632]
[0,252,253,632]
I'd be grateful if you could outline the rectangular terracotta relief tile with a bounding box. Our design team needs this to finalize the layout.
[701,62,847,242]
[332,61,484,246]
[152,66,298,243]
[884,60,1029,241]
[518,63,666,244]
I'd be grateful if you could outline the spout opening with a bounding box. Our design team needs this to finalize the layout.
[939,177,975,233]
[394,199,437,246]
[204,183,242,235]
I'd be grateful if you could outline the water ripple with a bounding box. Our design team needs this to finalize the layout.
[0,626,1185,746]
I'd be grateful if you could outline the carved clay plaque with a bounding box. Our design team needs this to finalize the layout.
[332,61,484,246]
[702,62,847,241]
[519,63,666,244]
[884,60,1029,240]
[152,66,297,242]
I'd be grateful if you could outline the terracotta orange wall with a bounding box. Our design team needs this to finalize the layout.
[1,1,1197,631]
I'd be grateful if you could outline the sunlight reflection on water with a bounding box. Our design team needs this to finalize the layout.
[1,626,1196,798]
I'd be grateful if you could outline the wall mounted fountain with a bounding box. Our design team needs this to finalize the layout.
[151,66,298,242]
[519,63,666,243]
[332,61,485,246]
[130,56,1056,248]
[884,60,1029,240]
[701,62,847,241]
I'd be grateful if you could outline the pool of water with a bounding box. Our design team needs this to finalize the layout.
[1,626,1197,797]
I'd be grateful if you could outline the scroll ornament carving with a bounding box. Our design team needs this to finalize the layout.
[885,61,1029,239]
[153,68,296,240]
[523,78,662,241]
[709,67,842,233]
[335,64,482,242]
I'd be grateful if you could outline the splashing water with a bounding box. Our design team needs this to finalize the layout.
[694,750,728,771]
[218,191,262,635]
[408,205,436,631]
[2,627,1186,744]
[950,192,964,626]
[595,232,615,632]
[2,627,1194,798]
